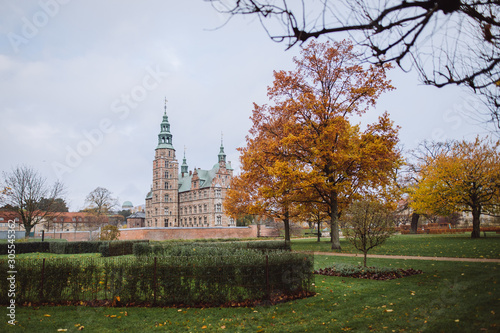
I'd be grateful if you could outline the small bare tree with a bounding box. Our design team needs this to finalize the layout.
[85,187,118,216]
[343,199,395,267]
[1,165,65,238]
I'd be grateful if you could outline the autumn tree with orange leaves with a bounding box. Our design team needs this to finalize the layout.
[226,40,401,249]
[410,137,500,238]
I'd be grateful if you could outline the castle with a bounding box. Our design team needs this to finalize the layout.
[144,102,235,228]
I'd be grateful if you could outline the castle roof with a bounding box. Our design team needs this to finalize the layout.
[178,164,219,193]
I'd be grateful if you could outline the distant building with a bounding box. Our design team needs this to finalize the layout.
[127,211,146,228]
[145,101,235,228]
[122,201,134,211]
[0,211,108,233]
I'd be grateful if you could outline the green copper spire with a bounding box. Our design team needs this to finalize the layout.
[157,98,174,149]
[218,132,226,163]
[181,146,188,174]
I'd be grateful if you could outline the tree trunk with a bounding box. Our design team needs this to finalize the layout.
[24,225,31,239]
[283,208,290,242]
[471,206,481,238]
[363,252,368,267]
[316,220,320,242]
[410,213,420,234]
[330,198,341,250]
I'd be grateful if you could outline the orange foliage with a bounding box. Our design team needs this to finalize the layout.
[225,40,401,247]
[410,136,500,238]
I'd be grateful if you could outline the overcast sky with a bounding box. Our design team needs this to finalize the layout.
[0,1,494,211]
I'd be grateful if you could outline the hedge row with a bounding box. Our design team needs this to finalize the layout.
[0,240,149,256]
[0,241,50,255]
[0,252,314,306]
[133,240,290,257]
[99,240,149,257]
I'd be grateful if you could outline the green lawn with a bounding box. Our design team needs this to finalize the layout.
[292,233,500,259]
[3,256,498,332]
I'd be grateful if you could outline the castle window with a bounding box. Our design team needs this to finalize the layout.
[204,216,207,224]
[189,206,192,214]
[204,204,207,212]
[215,188,221,198]
[194,206,197,213]
[215,203,222,212]
[165,182,168,189]
[229,218,235,226]
[216,216,222,225]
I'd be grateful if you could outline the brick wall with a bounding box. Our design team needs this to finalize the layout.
[32,225,285,242]
[35,226,261,242]
[118,226,258,241]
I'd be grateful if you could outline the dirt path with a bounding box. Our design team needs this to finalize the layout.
[310,251,500,263]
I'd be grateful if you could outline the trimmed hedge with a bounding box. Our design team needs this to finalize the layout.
[0,241,50,255]
[100,240,149,257]
[0,240,149,256]
[49,241,104,254]
[0,252,314,306]
[133,240,290,257]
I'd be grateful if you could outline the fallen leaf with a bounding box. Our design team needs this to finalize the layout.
[44,314,51,317]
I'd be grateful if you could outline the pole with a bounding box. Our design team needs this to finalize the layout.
[265,255,270,301]
[40,258,46,301]
[153,257,157,305]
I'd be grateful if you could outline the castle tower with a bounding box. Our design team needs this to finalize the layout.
[146,98,179,227]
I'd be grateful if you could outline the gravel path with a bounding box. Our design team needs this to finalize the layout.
[311,251,500,263]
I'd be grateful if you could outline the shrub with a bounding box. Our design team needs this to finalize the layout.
[99,225,120,241]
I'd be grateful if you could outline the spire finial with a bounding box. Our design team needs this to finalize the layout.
[183,145,186,158]
[164,97,168,114]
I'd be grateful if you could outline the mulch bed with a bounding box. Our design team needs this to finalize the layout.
[314,267,423,280]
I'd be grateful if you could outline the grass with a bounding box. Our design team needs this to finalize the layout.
[0,238,67,244]
[292,233,500,259]
[3,256,498,332]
